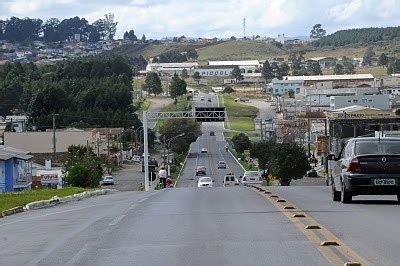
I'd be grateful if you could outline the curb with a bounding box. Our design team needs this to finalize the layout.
[0,189,117,218]
[174,151,190,188]
[227,149,246,171]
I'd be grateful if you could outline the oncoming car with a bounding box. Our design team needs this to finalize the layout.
[329,137,400,203]
[217,161,226,169]
[100,176,114,185]
[195,166,206,176]
[201,148,208,153]
[197,177,214,187]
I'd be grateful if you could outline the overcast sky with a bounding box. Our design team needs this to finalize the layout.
[1,0,399,39]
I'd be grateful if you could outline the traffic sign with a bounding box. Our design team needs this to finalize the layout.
[195,107,226,122]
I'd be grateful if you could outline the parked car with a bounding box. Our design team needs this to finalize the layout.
[329,137,400,203]
[201,148,208,153]
[240,171,262,185]
[223,174,239,186]
[100,175,114,185]
[217,161,227,169]
[197,177,214,187]
[234,97,249,102]
[132,155,141,163]
[196,166,207,176]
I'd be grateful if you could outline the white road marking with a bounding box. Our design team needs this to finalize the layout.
[108,214,126,226]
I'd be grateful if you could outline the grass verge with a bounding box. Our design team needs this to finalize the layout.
[135,97,151,112]
[0,187,91,212]
[226,117,255,131]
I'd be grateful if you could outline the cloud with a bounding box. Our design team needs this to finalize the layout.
[1,0,400,38]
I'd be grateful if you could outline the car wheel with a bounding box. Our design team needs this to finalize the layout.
[341,180,352,204]
[397,194,400,202]
[331,180,341,202]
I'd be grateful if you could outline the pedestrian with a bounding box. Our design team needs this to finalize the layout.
[158,167,167,188]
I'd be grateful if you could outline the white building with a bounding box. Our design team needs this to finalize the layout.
[330,92,390,111]
[304,87,380,108]
[146,62,199,76]
[275,34,288,44]
[195,65,233,77]
[208,60,260,73]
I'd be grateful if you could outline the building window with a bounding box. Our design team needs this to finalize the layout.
[284,84,288,86]
[347,100,351,103]
[368,99,373,102]
[275,89,279,93]
[353,99,358,103]
[296,88,300,93]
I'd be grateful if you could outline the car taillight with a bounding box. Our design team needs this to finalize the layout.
[259,176,262,181]
[347,157,361,172]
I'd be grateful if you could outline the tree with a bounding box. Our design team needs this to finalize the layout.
[231,133,251,154]
[250,141,275,170]
[271,62,284,80]
[288,89,295,98]
[93,19,107,40]
[181,69,189,79]
[42,18,60,42]
[334,63,344,75]
[104,13,118,40]
[158,50,187,63]
[124,30,137,41]
[378,53,389,67]
[310,24,326,39]
[388,59,400,75]
[223,86,234,94]
[362,47,375,66]
[193,71,201,85]
[231,66,243,82]
[159,119,201,154]
[141,34,146,42]
[288,51,306,76]
[261,60,274,82]
[268,142,310,186]
[186,50,198,60]
[169,74,187,102]
[64,145,103,188]
[143,72,162,95]
[230,36,237,41]
[307,62,322,75]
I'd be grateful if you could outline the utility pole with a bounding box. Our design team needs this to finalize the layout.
[163,135,166,168]
[53,114,56,154]
[143,111,150,191]
[308,118,311,158]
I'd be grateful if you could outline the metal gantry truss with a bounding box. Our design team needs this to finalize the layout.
[146,109,226,121]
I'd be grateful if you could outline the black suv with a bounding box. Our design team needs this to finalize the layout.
[328,137,400,203]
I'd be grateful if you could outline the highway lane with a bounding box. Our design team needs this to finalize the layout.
[0,188,329,265]
[267,186,400,266]
[176,92,244,188]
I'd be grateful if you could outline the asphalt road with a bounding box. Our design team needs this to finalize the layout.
[176,92,244,188]
[2,92,400,265]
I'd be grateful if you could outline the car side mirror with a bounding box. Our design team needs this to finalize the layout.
[239,176,242,179]
[212,180,215,182]
[327,154,337,161]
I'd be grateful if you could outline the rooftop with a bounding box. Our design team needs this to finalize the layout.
[0,146,32,161]
[283,74,375,82]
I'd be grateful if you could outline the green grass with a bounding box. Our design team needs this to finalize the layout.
[197,40,286,62]
[219,94,258,118]
[135,98,151,112]
[156,96,190,129]
[0,187,91,212]
[226,117,255,131]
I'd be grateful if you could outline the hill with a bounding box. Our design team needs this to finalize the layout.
[197,40,286,62]
[314,26,400,47]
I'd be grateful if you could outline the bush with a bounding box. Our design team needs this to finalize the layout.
[64,145,103,188]
[231,133,252,154]
[223,86,234,94]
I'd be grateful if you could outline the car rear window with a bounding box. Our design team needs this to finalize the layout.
[201,178,211,182]
[245,171,260,177]
[355,140,400,155]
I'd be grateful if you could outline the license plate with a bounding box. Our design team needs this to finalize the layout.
[250,178,255,181]
[374,179,396,185]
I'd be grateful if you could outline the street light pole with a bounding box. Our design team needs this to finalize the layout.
[143,111,149,191]
[165,133,185,177]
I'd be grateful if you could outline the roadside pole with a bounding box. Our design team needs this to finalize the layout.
[143,111,150,191]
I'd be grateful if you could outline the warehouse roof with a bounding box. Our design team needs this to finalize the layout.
[208,60,260,66]
[284,74,374,81]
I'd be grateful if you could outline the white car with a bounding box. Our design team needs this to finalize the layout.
[132,155,141,163]
[240,171,262,185]
[200,96,205,101]
[201,148,208,153]
[100,176,114,185]
[197,177,214,187]
[223,174,239,186]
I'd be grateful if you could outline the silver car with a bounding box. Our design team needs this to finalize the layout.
[240,171,262,185]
